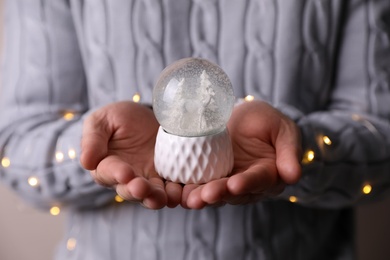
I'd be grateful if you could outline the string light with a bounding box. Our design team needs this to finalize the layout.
[115,195,124,203]
[307,151,315,160]
[244,95,254,102]
[66,238,77,251]
[68,149,76,159]
[55,151,64,162]
[302,150,315,164]
[289,196,298,203]
[50,206,61,216]
[27,176,39,187]
[1,157,10,168]
[63,112,75,121]
[322,136,332,145]
[362,184,372,194]
[132,93,141,103]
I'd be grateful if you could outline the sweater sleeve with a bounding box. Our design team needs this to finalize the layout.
[278,0,390,209]
[0,0,115,210]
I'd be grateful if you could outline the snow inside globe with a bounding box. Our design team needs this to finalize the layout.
[153,58,235,137]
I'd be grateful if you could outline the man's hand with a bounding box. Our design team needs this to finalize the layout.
[80,101,167,209]
[181,100,302,209]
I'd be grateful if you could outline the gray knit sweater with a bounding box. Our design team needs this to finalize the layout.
[1,0,390,259]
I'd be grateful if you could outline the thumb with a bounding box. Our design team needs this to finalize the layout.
[80,111,110,170]
[275,121,302,184]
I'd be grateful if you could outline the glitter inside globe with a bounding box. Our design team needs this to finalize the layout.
[153,58,235,137]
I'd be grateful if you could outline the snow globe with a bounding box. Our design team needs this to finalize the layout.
[153,58,235,184]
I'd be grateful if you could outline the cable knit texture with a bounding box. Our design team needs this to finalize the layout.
[1,0,390,259]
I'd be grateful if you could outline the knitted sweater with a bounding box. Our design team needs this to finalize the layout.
[1,0,390,259]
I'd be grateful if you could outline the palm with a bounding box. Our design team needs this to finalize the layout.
[105,103,159,179]
[81,101,166,209]
[182,101,301,209]
[227,105,281,200]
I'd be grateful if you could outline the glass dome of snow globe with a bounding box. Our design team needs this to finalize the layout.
[153,58,235,137]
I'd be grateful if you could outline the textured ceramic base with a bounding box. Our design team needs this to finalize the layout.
[154,126,234,184]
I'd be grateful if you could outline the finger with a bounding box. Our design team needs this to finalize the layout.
[116,177,166,209]
[185,185,206,209]
[142,177,168,209]
[275,121,302,184]
[116,183,142,202]
[227,162,277,195]
[90,170,111,187]
[181,184,201,209]
[80,111,110,170]
[165,182,183,208]
[94,156,136,187]
[126,177,155,199]
[200,178,228,204]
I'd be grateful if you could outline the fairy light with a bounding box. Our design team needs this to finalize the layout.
[1,157,10,168]
[289,196,298,203]
[132,93,141,103]
[63,112,75,121]
[66,238,77,251]
[27,176,39,187]
[55,151,64,162]
[244,95,254,102]
[302,150,315,164]
[50,206,61,216]
[362,184,372,195]
[322,136,332,145]
[307,151,315,161]
[115,195,124,203]
[68,149,76,159]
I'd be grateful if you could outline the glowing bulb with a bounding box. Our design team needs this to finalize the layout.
[153,58,235,137]
[56,151,64,162]
[132,93,141,103]
[1,157,10,168]
[307,151,315,161]
[115,195,124,203]
[302,150,315,164]
[50,206,61,216]
[289,196,298,203]
[68,149,76,159]
[63,112,75,121]
[67,238,77,251]
[28,177,39,187]
[323,136,332,145]
[244,95,255,102]
[362,184,372,194]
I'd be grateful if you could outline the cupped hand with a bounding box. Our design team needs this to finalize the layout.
[182,100,302,209]
[80,101,168,209]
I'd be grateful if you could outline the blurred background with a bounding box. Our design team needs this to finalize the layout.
[1,1,390,260]
[0,186,64,260]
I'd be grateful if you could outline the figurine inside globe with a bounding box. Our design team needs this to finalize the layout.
[153,58,235,137]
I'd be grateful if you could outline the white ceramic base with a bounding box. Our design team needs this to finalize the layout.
[154,126,234,184]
